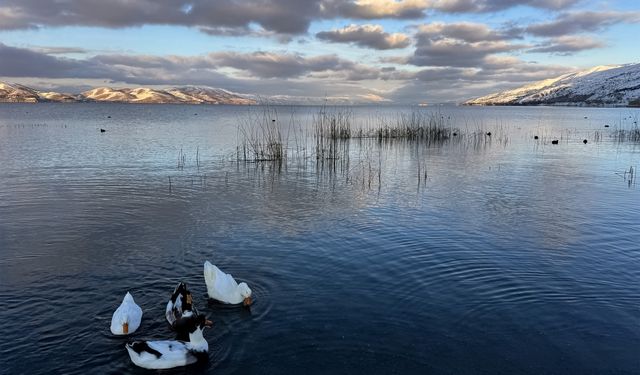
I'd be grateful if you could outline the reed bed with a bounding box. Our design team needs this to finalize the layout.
[611,126,640,142]
[374,111,453,143]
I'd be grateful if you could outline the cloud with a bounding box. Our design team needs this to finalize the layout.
[0,43,414,101]
[0,42,111,79]
[0,0,321,34]
[408,22,528,67]
[389,58,573,102]
[320,0,428,19]
[526,11,640,37]
[415,22,516,42]
[205,51,399,80]
[30,46,90,55]
[427,0,578,13]
[528,35,605,55]
[0,0,585,36]
[316,24,411,49]
[409,39,524,67]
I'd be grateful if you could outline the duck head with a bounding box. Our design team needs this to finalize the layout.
[238,282,252,306]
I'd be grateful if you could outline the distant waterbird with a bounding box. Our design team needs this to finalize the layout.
[534,136,539,140]
[486,132,492,136]
[100,128,106,133]
[583,139,588,144]
[605,124,610,128]
[551,140,559,144]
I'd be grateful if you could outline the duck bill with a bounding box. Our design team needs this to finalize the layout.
[243,297,252,307]
[205,320,214,327]
[123,322,129,334]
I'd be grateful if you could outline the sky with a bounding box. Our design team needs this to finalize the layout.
[0,0,639,103]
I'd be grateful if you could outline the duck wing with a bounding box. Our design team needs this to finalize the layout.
[127,340,197,369]
[212,270,242,303]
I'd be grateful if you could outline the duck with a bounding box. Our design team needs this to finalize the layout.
[126,314,211,370]
[166,282,198,334]
[110,292,143,335]
[204,261,252,306]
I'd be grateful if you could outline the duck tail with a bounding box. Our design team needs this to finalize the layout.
[203,261,217,296]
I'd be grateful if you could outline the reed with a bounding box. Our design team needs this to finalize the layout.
[177,147,186,169]
[237,104,287,163]
[313,105,352,140]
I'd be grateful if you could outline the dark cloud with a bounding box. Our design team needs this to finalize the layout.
[316,24,410,50]
[0,0,584,36]
[526,11,640,37]
[0,42,112,78]
[0,0,320,34]
[0,0,430,35]
[528,36,605,55]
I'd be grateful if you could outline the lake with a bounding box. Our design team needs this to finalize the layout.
[0,103,638,374]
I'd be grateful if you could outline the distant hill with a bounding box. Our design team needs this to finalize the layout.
[465,63,640,107]
[0,82,44,103]
[0,82,256,105]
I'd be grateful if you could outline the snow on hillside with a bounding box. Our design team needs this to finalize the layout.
[81,86,256,104]
[465,63,640,106]
[0,82,257,104]
[38,91,78,102]
[0,82,40,102]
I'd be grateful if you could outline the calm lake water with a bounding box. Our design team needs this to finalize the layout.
[0,103,639,374]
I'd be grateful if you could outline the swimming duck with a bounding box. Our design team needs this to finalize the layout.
[110,292,143,335]
[126,314,210,370]
[204,261,252,306]
[165,282,198,340]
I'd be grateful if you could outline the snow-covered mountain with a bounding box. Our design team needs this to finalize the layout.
[465,63,640,107]
[0,82,42,102]
[0,82,256,105]
[81,86,255,104]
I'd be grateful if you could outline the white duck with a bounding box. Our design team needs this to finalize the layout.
[126,314,210,370]
[110,292,143,335]
[204,261,252,306]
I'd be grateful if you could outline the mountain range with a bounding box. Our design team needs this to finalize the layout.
[4,63,640,106]
[0,82,256,105]
[465,63,640,107]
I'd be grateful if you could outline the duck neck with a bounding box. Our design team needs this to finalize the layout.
[187,328,208,352]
